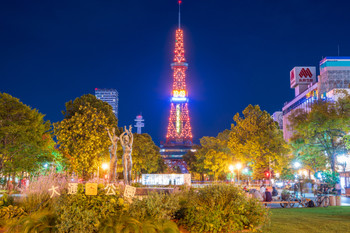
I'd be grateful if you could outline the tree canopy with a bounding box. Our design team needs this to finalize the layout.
[228,105,290,179]
[131,133,165,179]
[288,91,350,172]
[0,93,55,177]
[62,94,118,127]
[54,102,111,178]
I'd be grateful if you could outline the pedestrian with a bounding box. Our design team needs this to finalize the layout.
[272,186,278,196]
[252,189,264,201]
[265,188,272,202]
[260,184,266,194]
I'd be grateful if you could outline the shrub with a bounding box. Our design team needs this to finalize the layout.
[20,171,68,213]
[177,184,269,232]
[99,215,180,233]
[0,193,14,207]
[54,184,127,233]
[6,209,56,233]
[128,192,180,221]
[0,204,27,227]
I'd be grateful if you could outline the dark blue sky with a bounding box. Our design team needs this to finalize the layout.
[1,0,350,144]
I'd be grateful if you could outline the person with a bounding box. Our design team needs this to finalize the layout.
[335,182,341,196]
[265,188,272,202]
[272,186,278,196]
[294,183,299,198]
[243,186,248,192]
[260,184,266,194]
[252,189,264,201]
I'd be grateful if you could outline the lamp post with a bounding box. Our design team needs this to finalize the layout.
[236,163,242,184]
[102,163,109,182]
[338,155,348,188]
[229,165,234,183]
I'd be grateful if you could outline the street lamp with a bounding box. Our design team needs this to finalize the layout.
[229,165,234,183]
[338,155,348,188]
[293,162,301,169]
[102,163,109,181]
[236,163,242,184]
[102,163,109,171]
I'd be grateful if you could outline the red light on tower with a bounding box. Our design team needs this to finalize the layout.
[178,0,182,4]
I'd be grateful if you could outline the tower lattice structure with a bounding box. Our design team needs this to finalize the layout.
[165,23,193,146]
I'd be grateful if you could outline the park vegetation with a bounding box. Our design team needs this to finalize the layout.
[288,90,350,177]
[184,105,291,181]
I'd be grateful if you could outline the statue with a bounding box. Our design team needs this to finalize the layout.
[106,127,119,183]
[120,125,133,185]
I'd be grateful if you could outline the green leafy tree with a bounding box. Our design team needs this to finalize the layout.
[0,93,54,179]
[131,133,165,180]
[62,94,118,126]
[228,105,290,179]
[189,130,232,181]
[54,103,111,178]
[290,138,327,176]
[288,95,349,172]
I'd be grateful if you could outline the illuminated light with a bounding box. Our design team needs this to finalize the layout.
[102,163,109,170]
[176,104,181,134]
[171,97,187,102]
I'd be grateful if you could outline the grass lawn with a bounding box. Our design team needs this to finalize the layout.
[262,206,350,233]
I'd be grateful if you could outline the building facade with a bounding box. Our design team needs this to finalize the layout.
[95,88,119,118]
[281,57,350,191]
[282,57,350,142]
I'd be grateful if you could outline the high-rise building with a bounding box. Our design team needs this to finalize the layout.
[95,88,119,118]
[160,1,193,162]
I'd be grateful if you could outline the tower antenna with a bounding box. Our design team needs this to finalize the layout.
[178,0,181,29]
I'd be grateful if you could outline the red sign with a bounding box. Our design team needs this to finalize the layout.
[299,68,313,78]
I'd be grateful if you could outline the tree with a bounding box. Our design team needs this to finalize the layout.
[0,93,54,179]
[186,130,232,181]
[288,94,349,172]
[228,105,290,179]
[131,133,165,180]
[62,94,118,126]
[290,137,327,176]
[54,103,111,178]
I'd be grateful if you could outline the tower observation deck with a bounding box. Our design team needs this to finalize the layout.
[161,0,193,161]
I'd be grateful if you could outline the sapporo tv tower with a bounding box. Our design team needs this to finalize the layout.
[161,0,194,161]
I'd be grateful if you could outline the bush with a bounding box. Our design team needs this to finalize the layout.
[54,184,127,233]
[0,205,27,227]
[20,171,68,213]
[177,184,269,232]
[0,193,14,207]
[128,192,180,221]
[6,209,56,233]
[99,215,180,233]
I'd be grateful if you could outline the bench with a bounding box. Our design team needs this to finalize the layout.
[261,201,299,208]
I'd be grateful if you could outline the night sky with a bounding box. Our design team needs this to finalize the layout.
[1,0,350,144]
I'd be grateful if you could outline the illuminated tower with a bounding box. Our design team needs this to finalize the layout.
[165,0,193,148]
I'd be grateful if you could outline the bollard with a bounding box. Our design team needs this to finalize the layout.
[329,195,336,206]
[336,196,341,206]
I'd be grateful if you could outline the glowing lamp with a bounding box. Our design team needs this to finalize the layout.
[102,163,109,170]
[236,163,242,170]
[229,165,234,173]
